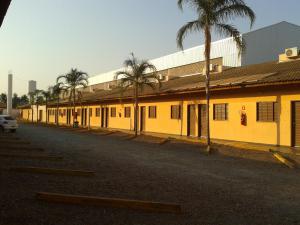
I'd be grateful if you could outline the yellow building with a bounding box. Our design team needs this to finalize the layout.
[20,55,300,147]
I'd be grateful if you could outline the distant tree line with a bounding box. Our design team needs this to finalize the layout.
[0,93,29,108]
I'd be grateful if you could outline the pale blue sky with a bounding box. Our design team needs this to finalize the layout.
[0,0,300,95]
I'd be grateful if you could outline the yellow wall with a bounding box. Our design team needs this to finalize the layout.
[20,89,300,147]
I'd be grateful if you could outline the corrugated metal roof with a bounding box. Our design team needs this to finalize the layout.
[89,37,240,86]
[47,59,300,106]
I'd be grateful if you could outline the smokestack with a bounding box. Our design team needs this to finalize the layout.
[7,73,12,116]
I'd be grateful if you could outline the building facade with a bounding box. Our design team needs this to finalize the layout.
[20,54,300,147]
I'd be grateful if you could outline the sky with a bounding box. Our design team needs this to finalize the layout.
[0,0,300,95]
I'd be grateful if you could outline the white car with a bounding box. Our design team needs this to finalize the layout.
[0,115,18,132]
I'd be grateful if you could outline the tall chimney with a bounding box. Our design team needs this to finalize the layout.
[7,73,12,116]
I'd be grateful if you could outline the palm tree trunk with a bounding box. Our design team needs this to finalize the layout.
[204,26,211,153]
[56,97,59,126]
[73,89,76,127]
[31,106,33,123]
[134,84,138,137]
[45,99,48,124]
[36,105,39,123]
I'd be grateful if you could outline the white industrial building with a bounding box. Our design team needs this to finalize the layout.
[89,21,300,89]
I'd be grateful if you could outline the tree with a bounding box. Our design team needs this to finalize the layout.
[116,53,161,137]
[177,0,255,152]
[0,93,7,104]
[12,93,19,108]
[33,90,43,122]
[28,92,35,123]
[52,82,65,126]
[57,68,89,127]
[19,95,29,106]
[42,88,52,124]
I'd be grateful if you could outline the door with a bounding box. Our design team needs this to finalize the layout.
[82,108,87,126]
[140,106,146,132]
[292,102,300,147]
[198,104,207,138]
[81,109,85,126]
[101,108,109,128]
[39,110,43,122]
[187,105,196,136]
[101,108,105,127]
[66,109,71,125]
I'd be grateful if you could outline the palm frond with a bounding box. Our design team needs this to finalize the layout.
[215,23,244,54]
[215,2,256,27]
[177,20,201,50]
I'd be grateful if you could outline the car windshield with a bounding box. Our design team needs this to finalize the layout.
[3,116,14,120]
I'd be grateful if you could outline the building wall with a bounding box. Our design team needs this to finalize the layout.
[242,22,300,66]
[20,88,300,147]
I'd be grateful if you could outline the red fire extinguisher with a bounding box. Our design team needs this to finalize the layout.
[241,112,247,126]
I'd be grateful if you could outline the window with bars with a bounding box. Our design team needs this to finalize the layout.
[171,105,181,119]
[124,107,131,118]
[213,104,228,121]
[148,106,157,118]
[110,107,116,117]
[257,102,278,122]
[95,108,100,117]
[89,108,93,117]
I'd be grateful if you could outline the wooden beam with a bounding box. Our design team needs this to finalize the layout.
[98,131,117,136]
[0,140,30,145]
[269,149,296,169]
[36,192,182,214]
[11,167,95,177]
[0,146,43,151]
[0,153,63,161]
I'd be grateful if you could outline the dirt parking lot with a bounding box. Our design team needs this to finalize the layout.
[1,123,300,225]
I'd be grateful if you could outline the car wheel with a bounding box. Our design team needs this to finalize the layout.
[10,129,16,133]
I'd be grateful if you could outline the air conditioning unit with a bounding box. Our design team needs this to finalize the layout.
[158,74,164,80]
[285,47,299,58]
[157,74,169,82]
[202,64,216,74]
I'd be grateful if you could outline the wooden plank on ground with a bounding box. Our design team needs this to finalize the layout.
[0,153,63,161]
[98,131,117,136]
[159,138,171,145]
[10,167,95,177]
[0,140,30,145]
[0,146,43,151]
[269,149,296,169]
[36,192,182,214]
[0,137,20,141]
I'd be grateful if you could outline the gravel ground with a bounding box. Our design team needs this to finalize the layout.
[1,124,300,225]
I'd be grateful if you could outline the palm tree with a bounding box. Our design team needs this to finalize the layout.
[52,82,65,126]
[177,0,255,152]
[116,53,161,137]
[42,88,52,124]
[57,68,89,127]
[28,92,35,123]
[33,90,43,123]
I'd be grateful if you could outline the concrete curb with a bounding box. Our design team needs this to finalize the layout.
[36,192,182,214]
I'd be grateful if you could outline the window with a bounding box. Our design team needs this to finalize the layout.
[89,108,93,117]
[257,102,278,122]
[124,107,131,118]
[213,104,228,121]
[171,105,181,119]
[110,107,116,117]
[95,108,100,117]
[63,109,66,116]
[148,106,157,118]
